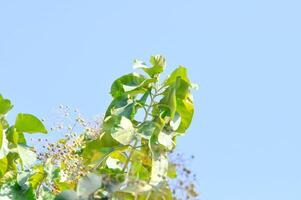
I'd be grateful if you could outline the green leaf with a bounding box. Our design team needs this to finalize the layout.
[167,163,177,179]
[6,127,19,146]
[0,131,9,159]
[15,113,47,134]
[158,131,174,150]
[133,55,166,78]
[38,188,56,200]
[137,121,160,139]
[120,180,152,194]
[145,183,173,200]
[164,65,191,86]
[112,191,135,200]
[17,171,30,188]
[0,95,13,115]
[81,132,120,165]
[77,173,102,199]
[104,115,135,145]
[55,190,78,200]
[17,144,37,169]
[137,90,150,106]
[105,96,137,120]
[0,116,9,129]
[0,124,2,149]
[175,94,194,133]
[160,82,177,119]
[0,157,8,177]
[28,165,45,189]
[106,156,123,170]
[162,74,195,133]
[88,146,128,168]
[149,152,168,186]
[129,162,150,181]
[110,73,155,98]
[0,183,35,200]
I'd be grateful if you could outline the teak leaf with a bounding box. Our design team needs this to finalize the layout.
[15,114,47,134]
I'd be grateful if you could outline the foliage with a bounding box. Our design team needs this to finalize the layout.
[0,55,198,199]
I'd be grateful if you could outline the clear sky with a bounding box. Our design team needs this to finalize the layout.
[0,1,300,200]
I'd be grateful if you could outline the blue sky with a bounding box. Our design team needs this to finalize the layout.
[1,1,301,199]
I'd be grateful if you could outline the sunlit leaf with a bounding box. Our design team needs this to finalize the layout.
[175,94,194,133]
[137,121,160,139]
[164,65,191,86]
[106,157,123,170]
[55,190,78,200]
[129,162,150,181]
[105,96,137,120]
[104,116,135,145]
[81,132,120,165]
[0,183,35,200]
[0,131,9,159]
[0,95,13,115]
[133,55,166,78]
[15,113,47,134]
[17,144,37,169]
[6,127,19,146]
[158,132,174,150]
[149,152,168,186]
[120,180,152,194]
[0,124,2,149]
[167,163,177,179]
[28,165,45,190]
[0,156,8,177]
[111,73,154,98]
[77,173,102,199]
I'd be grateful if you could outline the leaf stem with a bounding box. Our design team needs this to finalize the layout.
[123,88,157,172]
[122,139,138,172]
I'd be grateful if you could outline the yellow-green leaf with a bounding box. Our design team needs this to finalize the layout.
[15,113,47,134]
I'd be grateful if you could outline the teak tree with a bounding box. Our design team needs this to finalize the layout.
[0,55,197,200]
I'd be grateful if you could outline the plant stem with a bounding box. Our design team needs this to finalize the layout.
[123,89,156,172]
[122,139,138,172]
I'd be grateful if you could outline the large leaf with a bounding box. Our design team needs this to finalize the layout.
[0,116,9,129]
[55,190,78,200]
[105,96,137,120]
[103,115,135,145]
[0,183,35,200]
[149,152,168,186]
[6,127,19,146]
[167,163,177,179]
[110,73,154,98]
[158,131,174,150]
[137,121,160,139]
[37,188,56,200]
[17,144,37,169]
[15,113,47,134]
[0,95,13,115]
[0,124,2,149]
[0,157,8,177]
[133,55,166,78]
[119,180,152,194]
[129,162,150,181]
[88,146,128,168]
[28,165,46,189]
[175,94,194,133]
[164,65,191,86]
[77,173,102,199]
[161,75,194,133]
[159,82,177,119]
[0,131,9,159]
[81,132,120,165]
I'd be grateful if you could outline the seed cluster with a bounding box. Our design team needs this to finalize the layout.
[170,153,199,200]
[36,105,103,183]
